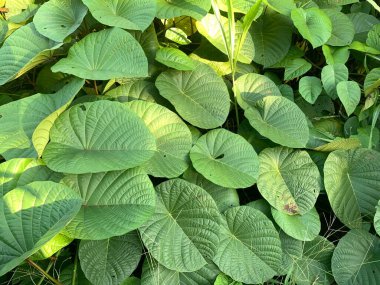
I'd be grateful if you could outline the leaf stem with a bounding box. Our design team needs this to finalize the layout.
[72,243,79,285]
[0,8,9,13]
[27,259,63,285]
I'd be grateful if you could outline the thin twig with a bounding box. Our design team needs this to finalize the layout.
[26,259,63,285]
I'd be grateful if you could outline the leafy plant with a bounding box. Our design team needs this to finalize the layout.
[0,0,379,285]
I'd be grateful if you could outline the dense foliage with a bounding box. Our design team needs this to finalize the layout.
[0,0,379,284]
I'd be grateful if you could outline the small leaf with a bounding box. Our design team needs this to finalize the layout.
[299,76,323,104]
[156,0,211,20]
[165,27,191,45]
[324,9,355,46]
[291,7,332,48]
[336,81,361,116]
[321,63,349,99]
[284,58,312,80]
[155,47,196,70]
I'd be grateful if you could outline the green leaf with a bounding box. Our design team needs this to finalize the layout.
[213,206,282,284]
[79,232,142,285]
[31,233,73,260]
[321,63,349,99]
[43,100,156,174]
[291,7,332,48]
[271,207,321,241]
[264,0,296,16]
[196,14,254,64]
[324,149,380,228]
[258,147,322,215]
[155,47,196,71]
[235,73,282,109]
[5,0,34,19]
[364,68,380,96]
[33,0,88,42]
[284,58,312,81]
[62,168,155,239]
[0,23,61,85]
[367,23,380,50]
[299,76,323,104]
[251,12,292,67]
[349,40,380,54]
[183,167,240,213]
[0,78,84,157]
[52,28,148,80]
[214,273,242,285]
[139,179,221,272]
[324,9,355,46]
[322,45,350,65]
[190,129,259,188]
[0,19,7,43]
[336,81,361,116]
[165,27,191,45]
[332,229,380,285]
[156,0,211,20]
[141,258,220,285]
[8,3,39,24]
[82,0,156,31]
[0,181,82,276]
[375,200,380,236]
[293,236,335,285]
[155,61,230,129]
[244,96,310,148]
[106,79,159,102]
[127,100,192,178]
[0,158,62,196]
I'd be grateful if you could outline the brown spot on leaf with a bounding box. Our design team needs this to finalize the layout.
[284,203,298,214]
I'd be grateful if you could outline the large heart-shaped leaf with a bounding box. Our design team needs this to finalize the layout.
[79,232,142,285]
[271,207,321,241]
[0,23,61,85]
[43,100,156,174]
[33,0,88,42]
[244,96,309,148]
[190,129,259,188]
[156,0,211,20]
[52,28,148,80]
[139,179,221,272]
[0,78,84,157]
[196,14,254,64]
[155,61,230,129]
[324,9,355,47]
[251,12,292,67]
[291,7,332,48]
[82,0,156,31]
[0,158,62,196]
[141,258,219,285]
[62,168,155,239]
[0,181,82,276]
[213,206,282,284]
[324,148,380,228]
[332,229,380,285]
[235,73,282,109]
[257,147,322,215]
[127,100,192,178]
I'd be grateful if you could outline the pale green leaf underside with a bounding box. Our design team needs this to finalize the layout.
[291,7,332,48]
[0,181,82,276]
[258,147,322,215]
[139,179,221,272]
[155,61,230,129]
[0,23,61,85]
[43,100,156,174]
[82,0,156,31]
[156,0,211,20]
[196,13,254,64]
[324,149,380,228]
[244,96,309,148]
[62,168,155,240]
[213,206,282,284]
[190,129,259,188]
[0,78,84,157]
[155,47,196,70]
[332,229,380,285]
[235,73,282,109]
[79,232,142,285]
[52,28,148,80]
[141,258,220,285]
[33,0,88,42]
[127,100,192,178]
[272,207,321,241]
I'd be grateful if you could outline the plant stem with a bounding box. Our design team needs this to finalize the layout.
[27,259,63,285]
[367,0,380,13]
[0,8,9,13]
[94,80,99,95]
[72,244,79,285]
